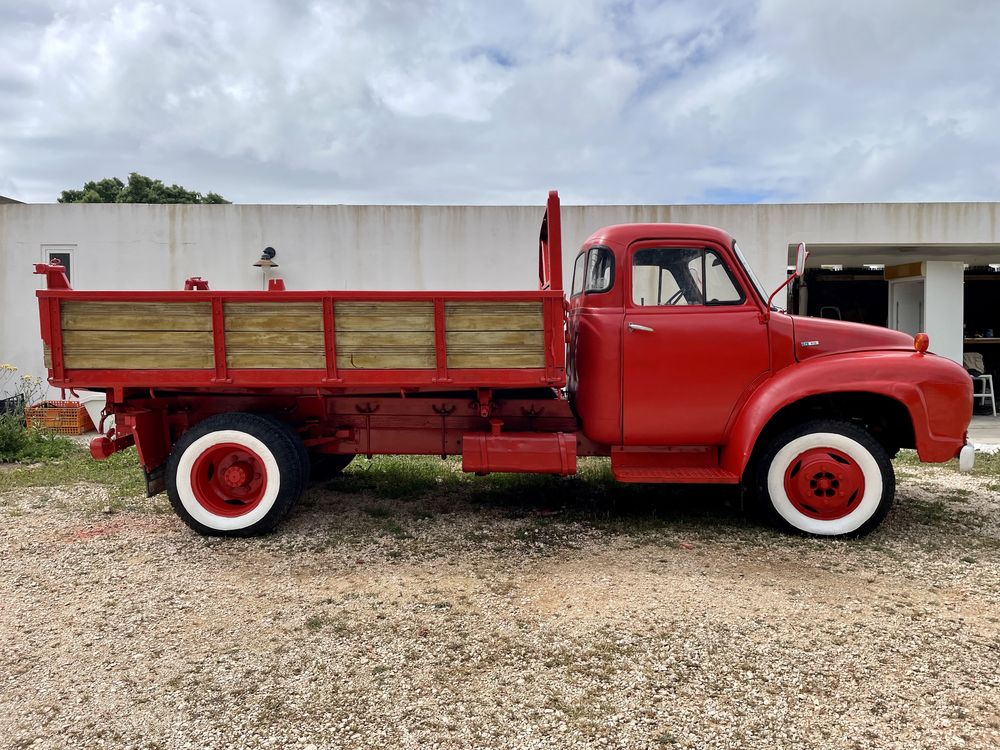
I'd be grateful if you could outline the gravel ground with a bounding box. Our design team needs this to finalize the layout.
[1,454,998,750]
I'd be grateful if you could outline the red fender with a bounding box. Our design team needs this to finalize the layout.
[721,350,972,478]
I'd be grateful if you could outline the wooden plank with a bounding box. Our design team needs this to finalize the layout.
[62,301,212,331]
[64,352,214,369]
[225,331,325,369]
[226,331,325,348]
[63,330,214,349]
[447,330,545,369]
[336,331,436,348]
[334,320,436,368]
[61,329,214,370]
[444,301,544,331]
[43,344,51,369]
[335,351,436,369]
[335,301,434,332]
[228,351,326,369]
[446,330,543,347]
[224,302,323,332]
[448,352,546,369]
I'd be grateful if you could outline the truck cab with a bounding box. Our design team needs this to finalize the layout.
[566,218,973,535]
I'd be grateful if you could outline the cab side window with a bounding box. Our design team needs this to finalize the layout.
[584,247,614,293]
[632,247,744,306]
[571,252,586,297]
[572,247,614,296]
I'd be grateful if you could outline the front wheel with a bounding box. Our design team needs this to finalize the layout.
[166,412,306,536]
[755,419,894,538]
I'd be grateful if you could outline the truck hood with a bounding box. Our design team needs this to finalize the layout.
[791,316,916,362]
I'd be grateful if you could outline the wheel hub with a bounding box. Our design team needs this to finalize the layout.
[784,447,865,521]
[190,443,266,517]
[222,462,251,488]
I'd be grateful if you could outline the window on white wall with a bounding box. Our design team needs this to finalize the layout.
[41,245,75,284]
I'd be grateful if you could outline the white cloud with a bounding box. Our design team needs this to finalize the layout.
[0,0,998,204]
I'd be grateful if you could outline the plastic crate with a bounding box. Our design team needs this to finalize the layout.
[25,400,95,435]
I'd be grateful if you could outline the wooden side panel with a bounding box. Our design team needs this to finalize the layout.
[446,330,546,368]
[224,302,323,332]
[62,330,214,369]
[225,332,325,369]
[335,301,435,369]
[61,301,212,331]
[444,301,545,331]
[60,302,213,369]
[224,302,324,369]
[444,301,545,369]
[335,301,435,332]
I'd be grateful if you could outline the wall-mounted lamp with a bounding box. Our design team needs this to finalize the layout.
[253,246,279,268]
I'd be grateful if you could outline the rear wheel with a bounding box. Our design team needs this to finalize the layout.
[166,412,306,536]
[755,419,894,537]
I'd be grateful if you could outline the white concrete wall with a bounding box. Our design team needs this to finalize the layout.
[2,200,1000,385]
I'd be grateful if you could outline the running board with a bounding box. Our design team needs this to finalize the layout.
[611,445,738,484]
[613,467,739,484]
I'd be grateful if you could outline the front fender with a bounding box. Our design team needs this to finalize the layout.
[720,350,972,478]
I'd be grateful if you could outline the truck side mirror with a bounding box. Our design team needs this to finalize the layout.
[764,242,810,319]
[795,242,809,277]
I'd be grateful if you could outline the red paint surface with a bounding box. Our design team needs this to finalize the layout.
[190,442,266,518]
[462,432,576,475]
[783,447,865,520]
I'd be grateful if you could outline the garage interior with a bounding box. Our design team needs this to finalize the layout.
[788,244,1000,415]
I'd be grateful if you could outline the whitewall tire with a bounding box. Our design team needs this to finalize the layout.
[166,413,306,536]
[756,420,894,537]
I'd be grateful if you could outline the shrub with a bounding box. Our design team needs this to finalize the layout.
[0,364,74,463]
[0,413,29,461]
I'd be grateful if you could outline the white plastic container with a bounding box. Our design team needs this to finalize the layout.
[78,391,114,432]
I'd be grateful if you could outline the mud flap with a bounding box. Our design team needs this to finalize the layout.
[144,464,166,497]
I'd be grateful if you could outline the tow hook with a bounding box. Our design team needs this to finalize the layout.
[959,441,975,473]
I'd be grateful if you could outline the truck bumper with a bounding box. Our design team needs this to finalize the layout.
[958,441,975,473]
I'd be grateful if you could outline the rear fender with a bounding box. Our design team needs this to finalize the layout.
[720,351,971,477]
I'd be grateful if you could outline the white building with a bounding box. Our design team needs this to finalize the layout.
[2,200,999,387]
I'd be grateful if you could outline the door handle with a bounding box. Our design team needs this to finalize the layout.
[628,323,654,333]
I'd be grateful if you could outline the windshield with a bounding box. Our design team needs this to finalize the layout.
[733,241,770,306]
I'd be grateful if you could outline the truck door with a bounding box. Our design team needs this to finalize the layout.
[622,242,769,445]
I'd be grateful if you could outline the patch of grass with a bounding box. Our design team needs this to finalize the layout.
[0,445,145,500]
[972,451,1000,477]
[893,450,922,467]
[907,496,951,527]
[0,415,76,463]
[327,455,463,499]
[312,455,749,552]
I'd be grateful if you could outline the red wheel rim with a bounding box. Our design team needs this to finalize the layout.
[190,442,267,517]
[783,447,865,521]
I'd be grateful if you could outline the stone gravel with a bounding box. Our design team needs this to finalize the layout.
[1,461,998,749]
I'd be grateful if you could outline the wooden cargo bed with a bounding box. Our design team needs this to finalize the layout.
[38,289,567,393]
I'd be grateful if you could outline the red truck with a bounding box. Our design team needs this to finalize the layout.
[34,192,974,538]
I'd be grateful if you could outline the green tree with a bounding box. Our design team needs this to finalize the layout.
[58,173,229,204]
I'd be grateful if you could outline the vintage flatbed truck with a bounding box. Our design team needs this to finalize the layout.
[34,192,974,538]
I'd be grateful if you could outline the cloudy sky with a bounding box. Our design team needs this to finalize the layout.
[1,0,999,205]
